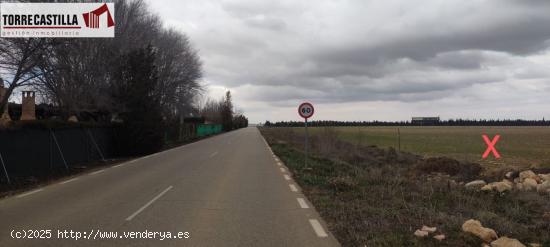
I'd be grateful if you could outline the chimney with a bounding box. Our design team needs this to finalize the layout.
[20,91,36,121]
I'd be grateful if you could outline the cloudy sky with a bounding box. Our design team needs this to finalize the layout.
[147,0,550,123]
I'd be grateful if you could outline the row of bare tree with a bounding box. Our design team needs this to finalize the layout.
[199,91,249,131]
[0,0,202,122]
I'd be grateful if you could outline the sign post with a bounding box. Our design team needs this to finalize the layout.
[298,102,314,169]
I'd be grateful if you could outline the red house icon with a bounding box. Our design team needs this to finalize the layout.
[83,4,114,28]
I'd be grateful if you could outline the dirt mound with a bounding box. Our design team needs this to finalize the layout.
[415,157,483,181]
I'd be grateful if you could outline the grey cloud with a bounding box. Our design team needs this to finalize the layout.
[147,0,550,122]
[243,15,286,31]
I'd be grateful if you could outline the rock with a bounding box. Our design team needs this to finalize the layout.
[462,219,498,243]
[481,184,493,191]
[506,171,520,179]
[523,178,538,191]
[67,115,78,122]
[421,225,437,233]
[466,180,487,189]
[495,182,513,193]
[539,173,550,182]
[529,243,542,247]
[414,229,429,237]
[505,171,513,179]
[482,244,491,247]
[433,234,445,241]
[502,179,513,186]
[483,181,512,193]
[519,170,537,181]
[536,181,550,194]
[490,237,526,247]
[515,182,524,191]
[449,179,458,188]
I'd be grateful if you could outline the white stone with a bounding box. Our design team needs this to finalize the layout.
[491,237,526,247]
[465,180,486,189]
[519,170,537,181]
[414,229,429,237]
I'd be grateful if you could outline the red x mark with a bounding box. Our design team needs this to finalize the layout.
[482,134,501,159]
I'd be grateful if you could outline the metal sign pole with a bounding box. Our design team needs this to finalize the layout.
[298,102,314,170]
[0,152,10,184]
[305,118,308,169]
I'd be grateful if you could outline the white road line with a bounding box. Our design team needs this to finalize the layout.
[297,198,309,208]
[210,151,218,158]
[284,175,291,180]
[280,168,286,172]
[309,219,328,237]
[16,189,44,198]
[89,169,105,175]
[113,163,125,168]
[289,184,298,192]
[126,186,173,221]
[60,178,79,184]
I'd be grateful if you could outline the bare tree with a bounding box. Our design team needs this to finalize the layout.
[0,38,52,113]
[34,0,202,120]
[199,98,223,124]
[154,28,203,120]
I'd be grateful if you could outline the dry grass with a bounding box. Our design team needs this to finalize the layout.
[260,127,550,246]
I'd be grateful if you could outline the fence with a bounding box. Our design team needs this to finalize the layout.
[197,124,223,137]
[0,127,117,181]
[0,123,226,183]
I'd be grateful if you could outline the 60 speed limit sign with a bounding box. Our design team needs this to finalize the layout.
[298,102,314,169]
[298,102,314,119]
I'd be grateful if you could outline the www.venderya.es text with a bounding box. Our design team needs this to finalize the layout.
[10,229,190,241]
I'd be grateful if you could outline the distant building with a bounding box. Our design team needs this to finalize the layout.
[411,117,440,125]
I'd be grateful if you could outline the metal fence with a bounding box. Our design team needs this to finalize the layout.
[0,127,117,181]
[197,124,222,137]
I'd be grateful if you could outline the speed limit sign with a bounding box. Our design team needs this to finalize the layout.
[298,102,314,119]
[298,102,314,169]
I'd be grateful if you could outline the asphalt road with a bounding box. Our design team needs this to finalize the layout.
[0,127,340,247]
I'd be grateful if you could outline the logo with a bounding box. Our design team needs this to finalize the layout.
[83,4,114,29]
[0,3,115,38]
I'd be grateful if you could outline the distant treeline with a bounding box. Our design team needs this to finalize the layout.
[265,119,550,127]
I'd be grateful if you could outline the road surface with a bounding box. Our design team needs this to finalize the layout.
[0,127,340,246]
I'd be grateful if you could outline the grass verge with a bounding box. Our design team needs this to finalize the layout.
[260,127,550,246]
